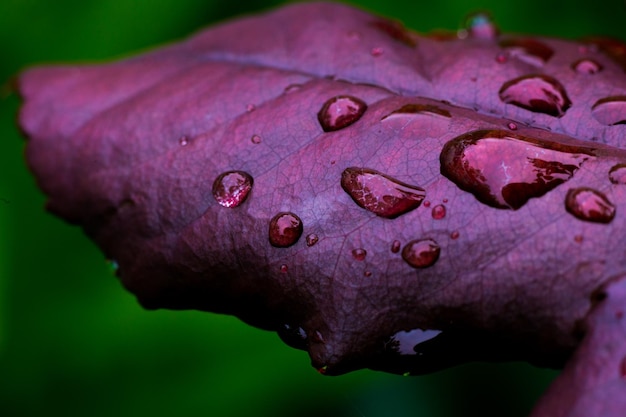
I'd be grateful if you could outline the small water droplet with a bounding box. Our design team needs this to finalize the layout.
[306,233,319,247]
[283,84,302,94]
[499,75,571,117]
[381,104,451,121]
[571,58,603,74]
[423,200,431,208]
[212,170,254,208]
[280,264,288,273]
[507,122,518,130]
[318,95,367,132]
[402,238,441,268]
[391,240,401,253]
[269,212,303,247]
[565,187,615,223]
[364,270,372,277]
[431,204,446,220]
[371,46,384,57]
[450,230,460,240]
[386,329,443,355]
[277,323,308,350]
[591,96,626,126]
[440,130,591,210]
[246,103,256,112]
[250,134,262,144]
[495,52,509,63]
[609,163,626,184]
[574,234,584,243]
[178,136,189,146]
[341,167,426,218]
[498,38,554,66]
[463,11,498,40]
[312,330,325,344]
[352,248,367,261]
[369,19,416,47]
[442,198,449,203]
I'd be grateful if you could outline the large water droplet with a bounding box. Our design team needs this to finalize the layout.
[565,187,615,223]
[431,204,446,220]
[341,167,426,218]
[609,163,626,184]
[306,233,319,247]
[440,130,591,210]
[463,11,498,40]
[591,96,626,126]
[571,58,603,74]
[498,38,554,66]
[499,75,571,117]
[269,212,303,247]
[369,19,416,47]
[277,324,308,350]
[352,248,367,261]
[381,104,451,121]
[402,238,441,268]
[317,96,367,132]
[212,170,254,208]
[386,329,443,355]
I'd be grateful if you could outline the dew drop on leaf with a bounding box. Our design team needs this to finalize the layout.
[591,96,626,125]
[364,270,372,277]
[565,187,616,224]
[571,58,603,74]
[431,204,446,220]
[352,248,367,260]
[495,52,508,64]
[280,264,289,273]
[283,84,302,94]
[212,170,254,208]
[401,238,441,268]
[609,163,626,184]
[250,134,262,144]
[317,95,367,132]
[507,122,517,130]
[269,212,303,247]
[574,234,584,243]
[440,130,590,209]
[178,136,189,146]
[450,230,460,240]
[305,233,319,247]
[463,11,498,40]
[341,167,426,218]
[277,324,307,350]
[246,103,256,112]
[499,74,571,117]
[391,240,401,253]
[370,46,384,57]
[498,38,554,66]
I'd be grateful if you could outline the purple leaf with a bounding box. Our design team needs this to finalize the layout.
[16,3,626,415]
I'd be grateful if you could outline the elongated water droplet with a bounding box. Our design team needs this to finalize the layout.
[402,238,441,268]
[369,19,416,47]
[318,95,367,132]
[212,171,254,208]
[440,130,592,210]
[381,104,451,121]
[431,204,446,220]
[352,248,367,261]
[609,163,626,184]
[269,212,303,247]
[591,96,626,125]
[341,167,426,218]
[565,187,615,223]
[306,233,319,247]
[250,134,262,144]
[571,58,603,74]
[277,324,308,350]
[463,11,498,40]
[386,329,443,355]
[391,240,401,253]
[498,38,554,66]
[499,75,571,117]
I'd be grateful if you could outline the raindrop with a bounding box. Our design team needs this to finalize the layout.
[341,167,426,218]
[280,264,289,273]
[306,233,319,247]
[565,187,615,224]
[499,75,571,117]
[381,104,451,121]
[450,230,460,240]
[212,170,254,208]
[269,212,303,247]
[250,134,262,144]
[386,329,443,355]
[431,204,446,220]
[423,200,431,208]
[369,19,416,47]
[277,323,308,350]
[178,136,189,146]
[591,96,626,126]
[371,46,384,57]
[318,95,367,132]
[498,38,554,66]
[571,58,603,74]
[507,122,518,130]
[402,238,441,268]
[352,248,367,261]
[609,163,626,184]
[246,103,256,112]
[463,11,498,40]
[391,240,401,253]
[440,130,592,210]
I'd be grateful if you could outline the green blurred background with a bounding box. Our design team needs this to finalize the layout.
[1,1,625,416]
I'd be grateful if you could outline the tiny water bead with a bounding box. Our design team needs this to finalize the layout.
[317,95,367,132]
[463,11,498,40]
[277,324,308,350]
[246,103,256,112]
[269,212,303,247]
[499,75,571,117]
[401,238,441,269]
[250,134,262,144]
[370,46,384,57]
[380,104,451,121]
[609,163,626,184]
[440,130,592,210]
[352,248,367,261]
[305,233,319,247]
[280,264,289,273]
[391,240,401,253]
[178,136,189,146]
[450,230,460,240]
[571,58,603,75]
[341,167,426,218]
[386,329,443,355]
[212,170,254,208]
[507,122,517,130]
[565,187,616,224]
[591,96,626,126]
[431,204,446,220]
[498,38,554,66]
[495,52,508,64]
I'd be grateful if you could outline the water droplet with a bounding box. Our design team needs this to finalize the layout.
[442,198,448,203]
[571,58,603,74]
[463,11,498,40]
[450,230,460,240]
[574,234,584,243]
[440,130,592,210]
[212,170,254,208]
[246,103,256,112]
[495,52,509,64]
[371,46,384,57]
[591,96,626,126]
[269,212,303,247]
[391,240,401,253]
[352,248,367,261]
[283,84,302,94]
[178,136,189,146]
[499,75,571,117]
[498,38,554,66]
[341,167,426,218]
[565,187,615,223]
[609,163,626,184]
[381,104,451,121]
[423,200,431,208]
[402,238,441,268]
[306,233,319,247]
[386,329,443,355]
[250,134,262,144]
[507,122,518,130]
[280,264,288,273]
[364,270,372,277]
[369,19,416,47]
[318,95,367,132]
[431,204,446,220]
[277,323,307,350]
